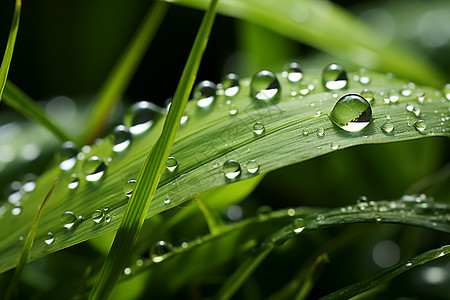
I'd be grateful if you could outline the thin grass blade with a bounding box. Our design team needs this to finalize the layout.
[0,0,21,101]
[89,0,219,298]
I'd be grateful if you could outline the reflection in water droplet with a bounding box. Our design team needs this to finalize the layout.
[414,120,427,132]
[246,160,259,174]
[228,105,238,116]
[250,70,281,101]
[11,206,22,216]
[59,141,78,171]
[125,101,162,134]
[331,142,339,150]
[253,122,265,135]
[359,76,370,85]
[83,156,107,182]
[360,88,374,102]
[45,232,55,245]
[223,160,241,179]
[151,241,174,263]
[381,121,394,133]
[180,115,189,126]
[113,125,132,152]
[443,84,450,101]
[286,62,303,83]
[317,127,325,137]
[68,175,79,190]
[123,179,136,198]
[292,218,306,233]
[61,211,77,229]
[222,73,240,97]
[322,64,348,90]
[194,80,217,108]
[406,104,421,117]
[92,209,104,223]
[166,157,178,172]
[329,94,372,132]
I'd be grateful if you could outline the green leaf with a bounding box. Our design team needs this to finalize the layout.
[88,0,219,298]
[163,0,444,86]
[0,68,448,275]
[0,0,20,101]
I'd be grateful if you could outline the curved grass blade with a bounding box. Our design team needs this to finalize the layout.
[163,0,444,86]
[2,81,75,143]
[0,0,21,101]
[88,0,219,298]
[320,245,450,300]
[81,2,169,144]
[5,178,57,300]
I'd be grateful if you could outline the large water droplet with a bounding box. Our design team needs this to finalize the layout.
[250,70,281,101]
[59,141,78,171]
[223,160,241,179]
[414,120,427,132]
[61,211,77,229]
[92,209,104,223]
[113,125,132,152]
[246,160,259,174]
[151,240,174,263]
[252,122,265,135]
[123,179,136,198]
[194,80,216,108]
[322,64,348,90]
[329,94,372,132]
[83,156,107,182]
[45,232,55,245]
[166,157,178,172]
[381,121,394,133]
[125,101,162,134]
[222,73,240,97]
[286,62,303,83]
[443,84,450,101]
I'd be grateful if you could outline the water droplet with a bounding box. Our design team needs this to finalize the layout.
[252,122,265,135]
[331,142,339,150]
[113,125,132,152]
[317,127,325,137]
[322,63,348,90]
[257,205,273,218]
[359,76,370,85]
[381,121,394,133]
[405,104,421,117]
[194,80,216,108]
[92,209,104,223]
[105,215,111,223]
[329,94,372,132]
[374,214,382,222]
[417,92,425,102]
[250,70,281,101]
[405,261,413,267]
[11,206,22,216]
[61,211,77,229]
[292,218,306,233]
[166,157,178,172]
[180,115,189,126]
[401,89,412,97]
[125,101,162,134]
[228,105,238,116]
[59,141,78,171]
[68,175,79,190]
[360,89,374,102]
[443,84,450,101]
[83,156,107,182]
[302,130,309,136]
[286,62,303,83]
[222,73,240,97]
[223,160,241,179]
[123,179,136,197]
[123,267,131,275]
[414,120,427,132]
[151,241,174,263]
[246,160,259,174]
[45,232,54,245]
[164,197,171,205]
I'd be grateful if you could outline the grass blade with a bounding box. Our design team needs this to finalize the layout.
[320,245,450,300]
[0,0,21,101]
[2,81,75,143]
[88,0,219,298]
[5,178,57,300]
[81,2,169,144]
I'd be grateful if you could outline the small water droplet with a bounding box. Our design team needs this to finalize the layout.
[331,142,339,150]
[166,157,178,172]
[151,241,174,263]
[381,121,394,133]
[180,115,189,126]
[443,84,450,101]
[222,73,240,97]
[286,62,303,83]
[359,76,370,85]
[250,70,281,101]
[252,122,265,135]
[61,211,77,229]
[113,125,132,152]
[360,89,374,102]
[257,205,273,218]
[374,214,382,222]
[405,261,413,267]
[125,101,162,134]
[59,141,78,171]
[68,175,79,190]
[105,214,111,222]
[194,80,217,108]
[123,267,131,275]
[317,127,325,137]
[246,160,259,174]
[123,179,136,197]
[414,120,427,132]
[83,156,107,182]
[302,130,309,136]
[11,206,22,216]
[401,89,412,97]
[223,160,241,179]
[292,218,306,233]
[228,105,238,116]
[405,104,421,117]
[322,63,348,90]
[45,232,55,245]
[92,209,104,223]
[417,92,425,102]
[329,94,372,132]
[164,197,171,205]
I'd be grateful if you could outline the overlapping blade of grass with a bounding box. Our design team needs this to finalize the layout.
[163,0,444,86]
[89,0,219,298]
[0,0,20,101]
[321,245,450,300]
[81,2,169,144]
[0,68,448,273]
[2,81,75,143]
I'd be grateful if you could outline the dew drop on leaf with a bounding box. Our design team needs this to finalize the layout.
[322,63,348,90]
[329,93,372,132]
[252,122,265,135]
[113,125,132,153]
[331,142,339,150]
[125,101,162,134]
[292,218,306,233]
[165,157,178,172]
[11,206,21,216]
[59,141,78,171]
[123,179,136,198]
[151,241,174,263]
[60,211,77,229]
[44,232,54,245]
[286,62,303,83]
[223,160,241,179]
[360,88,374,102]
[317,127,325,137]
[443,83,450,101]
[68,175,79,190]
[406,104,421,117]
[228,105,238,116]
[414,120,427,132]
[381,121,394,133]
[82,156,107,182]
[246,160,260,174]
[250,70,281,101]
[221,73,240,97]
[92,209,104,223]
[194,80,216,108]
